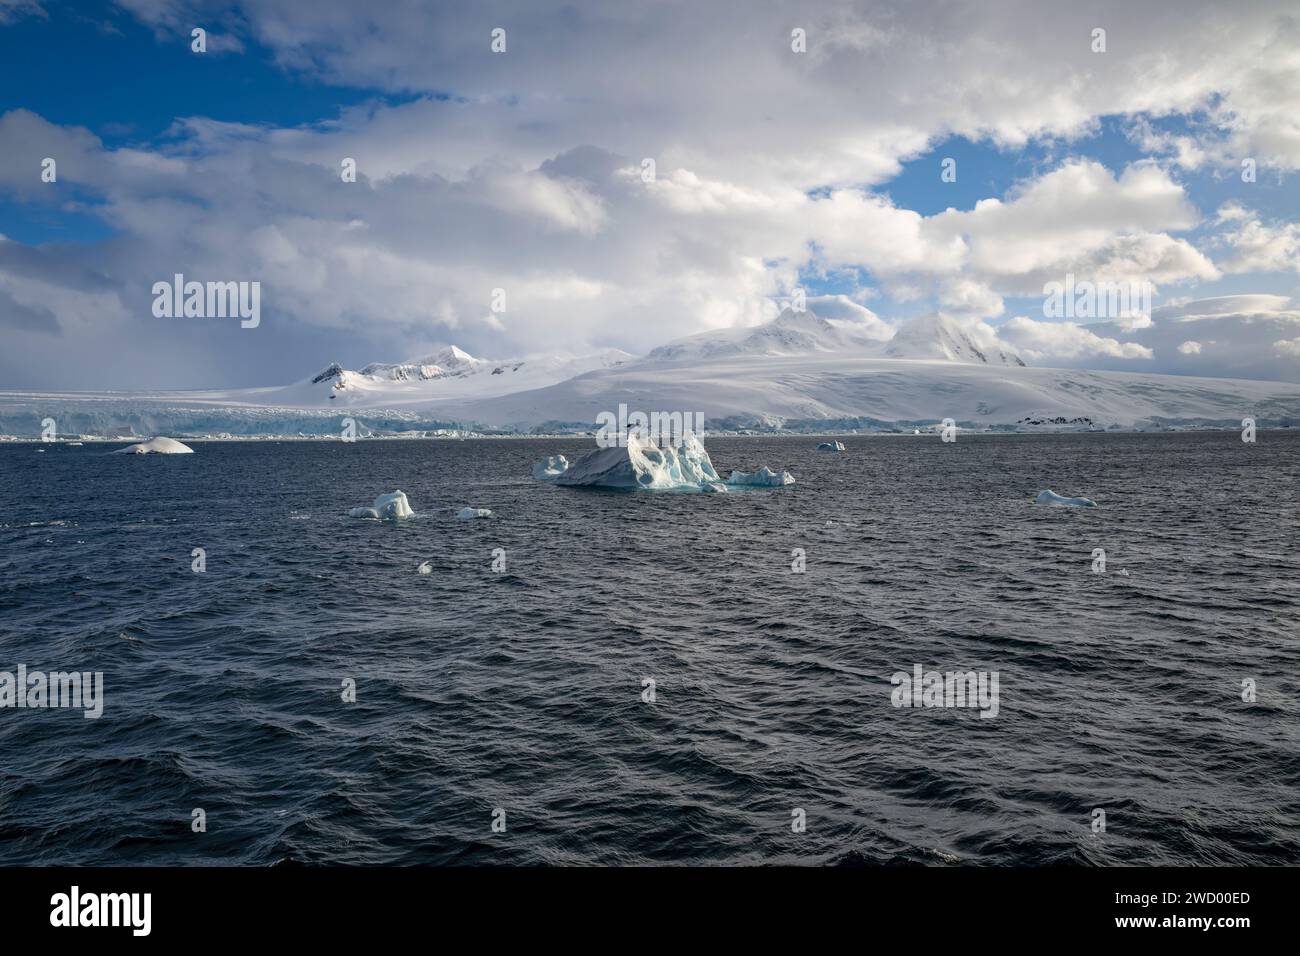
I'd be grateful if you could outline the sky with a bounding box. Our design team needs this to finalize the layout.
[1,0,1299,389]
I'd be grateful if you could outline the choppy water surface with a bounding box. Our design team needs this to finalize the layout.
[1,432,1297,865]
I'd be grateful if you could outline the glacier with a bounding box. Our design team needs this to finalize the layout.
[349,490,414,519]
[1035,489,1097,508]
[535,433,793,492]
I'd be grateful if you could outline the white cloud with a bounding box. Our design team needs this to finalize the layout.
[1213,204,1300,274]
[1000,316,1154,361]
[3,1,1300,387]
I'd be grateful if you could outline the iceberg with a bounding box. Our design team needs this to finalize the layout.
[727,466,796,487]
[114,436,194,455]
[457,507,492,519]
[417,560,433,574]
[532,455,569,481]
[1035,489,1097,508]
[552,432,720,490]
[534,432,793,491]
[349,490,414,519]
[817,441,846,452]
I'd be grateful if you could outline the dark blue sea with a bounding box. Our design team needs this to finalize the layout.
[1,433,1297,865]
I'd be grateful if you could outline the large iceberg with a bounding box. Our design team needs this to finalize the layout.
[534,433,793,492]
[350,490,414,519]
[114,436,194,455]
[1035,489,1097,508]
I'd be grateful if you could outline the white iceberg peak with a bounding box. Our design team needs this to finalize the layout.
[350,490,414,519]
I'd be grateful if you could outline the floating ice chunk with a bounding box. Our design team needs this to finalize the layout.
[817,441,846,452]
[540,432,793,492]
[114,436,194,455]
[727,466,796,487]
[349,490,414,519]
[552,432,720,490]
[417,560,433,574]
[1035,489,1097,508]
[457,507,492,519]
[532,455,569,480]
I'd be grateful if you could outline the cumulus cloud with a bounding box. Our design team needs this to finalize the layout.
[1213,204,1300,274]
[1000,316,1154,361]
[2,0,1299,388]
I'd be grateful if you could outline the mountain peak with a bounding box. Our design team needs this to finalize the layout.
[881,313,1025,366]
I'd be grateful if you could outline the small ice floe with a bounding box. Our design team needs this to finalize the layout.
[816,441,846,452]
[35,448,45,452]
[114,436,194,455]
[66,441,83,446]
[417,560,434,575]
[456,507,492,519]
[349,490,414,519]
[727,466,796,487]
[532,432,793,492]
[532,456,569,481]
[1035,489,1097,508]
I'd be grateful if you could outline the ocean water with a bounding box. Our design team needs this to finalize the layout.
[1,432,1297,866]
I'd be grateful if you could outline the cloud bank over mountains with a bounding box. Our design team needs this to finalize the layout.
[0,0,1298,387]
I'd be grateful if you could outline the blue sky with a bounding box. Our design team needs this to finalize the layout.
[1,0,1298,388]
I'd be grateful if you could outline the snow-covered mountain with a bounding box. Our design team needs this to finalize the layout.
[647,307,889,361]
[433,353,1300,431]
[268,345,633,407]
[649,308,1024,366]
[3,308,1298,436]
[880,313,1025,366]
